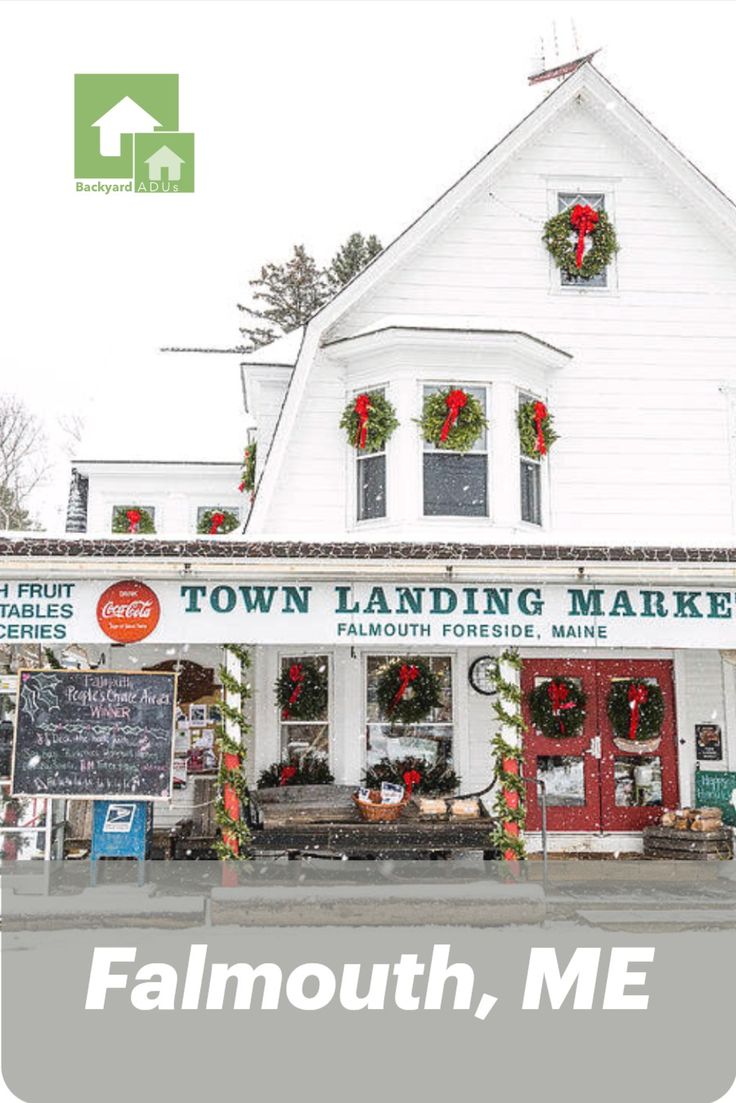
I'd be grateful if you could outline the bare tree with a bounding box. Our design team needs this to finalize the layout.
[0,395,48,530]
[58,412,85,459]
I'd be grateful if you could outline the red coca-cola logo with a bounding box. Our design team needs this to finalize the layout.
[97,580,161,643]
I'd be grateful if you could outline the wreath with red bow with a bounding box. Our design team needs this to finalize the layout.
[419,388,488,452]
[518,400,558,459]
[542,203,619,280]
[275,658,328,721]
[375,656,443,725]
[529,677,587,739]
[112,505,156,534]
[363,755,460,795]
[197,508,240,535]
[239,442,257,495]
[257,752,335,789]
[340,390,399,452]
[607,679,664,742]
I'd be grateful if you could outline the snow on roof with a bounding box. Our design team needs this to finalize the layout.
[239,327,303,366]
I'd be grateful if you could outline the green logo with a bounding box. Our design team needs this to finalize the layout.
[74,74,194,194]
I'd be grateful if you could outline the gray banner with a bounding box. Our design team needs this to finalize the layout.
[3,859,735,1103]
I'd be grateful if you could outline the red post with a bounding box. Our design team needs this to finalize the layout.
[501,756,521,864]
[221,750,241,887]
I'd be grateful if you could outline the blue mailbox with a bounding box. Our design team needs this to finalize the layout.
[90,801,152,883]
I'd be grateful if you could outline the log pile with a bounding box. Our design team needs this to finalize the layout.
[644,806,733,860]
[660,806,723,832]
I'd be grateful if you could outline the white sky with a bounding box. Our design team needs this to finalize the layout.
[2,0,736,528]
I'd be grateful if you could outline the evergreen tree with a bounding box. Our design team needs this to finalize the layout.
[327,232,383,291]
[0,484,35,531]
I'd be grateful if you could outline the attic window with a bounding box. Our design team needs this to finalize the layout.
[558,193,607,288]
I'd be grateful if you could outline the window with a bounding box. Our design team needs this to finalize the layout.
[354,387,388,522]
[423,385,488,516]
[519,391,542,526]
[279,654,330,762]
[365,655,453,771]
[557,192,608,288]
[111,505,156,532]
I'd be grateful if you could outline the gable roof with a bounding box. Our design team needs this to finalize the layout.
[247,62,736,531]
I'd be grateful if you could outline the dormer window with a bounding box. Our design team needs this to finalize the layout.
[422,384,488,517]
[558,192,607,288]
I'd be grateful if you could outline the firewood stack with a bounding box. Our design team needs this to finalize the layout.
[660,807,723,832]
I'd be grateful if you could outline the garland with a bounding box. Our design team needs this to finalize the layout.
[542,204,619,280]
[607,678,664,742]
[363,755,460,795]
[275,658,328,721]
[258,752,334,789]
[490,649,527,860]
[198,508,240,536]
[239,442,257,495]
[112,506,155,534]
[419,388,488,452]
[375,656,442,725]
[529,677,587,739]
[213,644,252,860]
[340,390,399,452]
[518,400,558,458]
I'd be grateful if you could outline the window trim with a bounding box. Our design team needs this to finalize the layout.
[518,389,545,527]
[348,384,391,527]
[546,180,619,296]
[420,380,491,520]
[276,651,333,767]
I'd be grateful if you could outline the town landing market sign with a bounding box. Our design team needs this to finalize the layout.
[4,579,736,649]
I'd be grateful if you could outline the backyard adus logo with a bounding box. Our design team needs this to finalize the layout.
[74,75,194,194]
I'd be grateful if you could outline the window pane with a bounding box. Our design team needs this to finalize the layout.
[614,757,662,807]
[537,756,586,806]
[557,193,607,288]
[521,460,541,525]
[365,655,453,771]
[357,454,386,520]
[280,723,330,761]
[423,454,487,516]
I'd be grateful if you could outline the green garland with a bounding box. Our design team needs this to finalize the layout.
[419,388,488,452]
[258,753,334,789]
[529,677,587,739]
[213,644,252,860]
[340,390,399,452]
[518,400,558,459]
[375,656,442,725]
[276,658,328,721]
[239,442,257,494]
[542,206,619,280]
[111,505,155,534]
[607,678,664,742]
[197,508,240,535]
[363,755,459,795]
[490,649,527,859]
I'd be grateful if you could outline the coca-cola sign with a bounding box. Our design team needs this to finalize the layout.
[96,580,161,643]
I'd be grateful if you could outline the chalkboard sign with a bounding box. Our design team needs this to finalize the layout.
[11,670,177,800]
[695,770,736,827]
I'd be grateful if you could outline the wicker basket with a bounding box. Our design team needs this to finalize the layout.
[353,791,410,823]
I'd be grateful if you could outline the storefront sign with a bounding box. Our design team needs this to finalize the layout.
[4,577,736,648]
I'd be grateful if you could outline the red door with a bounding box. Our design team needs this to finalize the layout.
[522,659,679,833]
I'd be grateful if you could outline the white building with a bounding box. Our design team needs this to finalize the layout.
[5,61,736,855]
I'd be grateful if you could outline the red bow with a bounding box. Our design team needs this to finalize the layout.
[210,511,225,534]
[548,680,576,735]
[354,393,371,450]
[391,663,419,710]
[281,663,305,720]
[627,683,649,740]
[403,769,422,794]
[238,481,246,493]
[570,204,599,269]
[279,765,297,786]
[439,389,468,443]
[126,509,141,533]
[533,401,548,455]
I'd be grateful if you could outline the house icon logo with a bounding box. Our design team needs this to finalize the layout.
[75,75,195,194]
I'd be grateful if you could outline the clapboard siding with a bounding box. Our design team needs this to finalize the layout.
[256,98,736,544]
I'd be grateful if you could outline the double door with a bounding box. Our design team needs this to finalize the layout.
[521,659,679,832]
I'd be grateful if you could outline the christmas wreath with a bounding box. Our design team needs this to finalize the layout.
[375,656,443,724]
[518,400,558,458]
[607,678,664,742]
[340,390,399,452]
[529,677,587,739]
[363,755,460,795]
[239,442,256,494]
[257,752,334,789]
[112,506,155,534]
[275,658,328,721]
[543,203,619,280]
[419,388,488,452]
[198,508,240,535]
